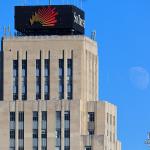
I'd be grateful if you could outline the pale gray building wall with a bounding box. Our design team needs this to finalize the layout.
[0,35,121,150]
[0,51,3,100]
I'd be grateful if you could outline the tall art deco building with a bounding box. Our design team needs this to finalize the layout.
[0,4,121,150]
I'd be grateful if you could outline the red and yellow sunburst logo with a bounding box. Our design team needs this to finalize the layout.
[30,7,58,27]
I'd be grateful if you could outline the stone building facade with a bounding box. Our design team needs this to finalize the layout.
[0,35,121,150]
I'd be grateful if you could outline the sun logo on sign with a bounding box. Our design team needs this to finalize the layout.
[30,6,58,27]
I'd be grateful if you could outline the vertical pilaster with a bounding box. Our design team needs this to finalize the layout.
[61,104,64,150]
[86,51,89,101]
[38,102,41,150]
[24,101,32,149]
[41,51,45,100]
[27,50,36,100]
[50,50,59,100]
[3,50,12,101]
[18,51,22,100]
[64,50,67,100]
[47,101,55,149]
[96,56,98,100]
[15,102,18,150]
[93,56,96,101]
[92,55,95,101]
[49,51,51,100]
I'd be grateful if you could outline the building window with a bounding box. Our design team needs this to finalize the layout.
[85,146,92,150]
[44,59,49,100]
[110,132,112,142]
[22,60,27,100]
[18,112,24,150]
[55,147,61,150]
[10,112,15,150]
[13,60,18,100]
[64,146,70,150]
[59,59,64,99]
[36,60,41,100]
[113,116,115,126]
[88,112,95,122]
[88,129,94,135]
[107,113,109,124]
[56,111,61,149]
[67,59,72,100]
[88,112,95,135]
[110,114,112,125]
[64,111,70,150]
[42,111,47,150]
[33,111,38,150]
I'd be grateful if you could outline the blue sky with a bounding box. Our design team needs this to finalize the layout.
[0,0,150,149]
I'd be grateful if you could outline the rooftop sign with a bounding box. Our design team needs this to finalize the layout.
[15,5,85,35]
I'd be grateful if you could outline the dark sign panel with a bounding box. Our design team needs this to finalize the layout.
[15,5,85,35]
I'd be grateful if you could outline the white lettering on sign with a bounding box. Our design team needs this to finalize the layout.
[74,12,85,28]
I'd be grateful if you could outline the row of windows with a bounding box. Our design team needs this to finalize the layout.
[13,59,73,101]
[56,111,70,149]
[88,112,95,136]
[107,130,116,143]
[10,111,94,150]
[33,111,38,149]
[42,111,47,150]
[107,113,115,126]
[10,112,24,150]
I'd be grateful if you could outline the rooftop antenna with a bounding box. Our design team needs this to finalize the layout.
[3,26,6,37]
[8,25,11,37]
[91,30,96,41]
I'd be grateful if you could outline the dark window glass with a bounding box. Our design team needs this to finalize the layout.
[10,112,16,149]
[10,112,15,121]
[13,60,18,100]
[64,146,70,150]
[88,112,95,122]
[10,130,15,139]
[18,111,24,150]
[64,111,70,147]
[41,132,47,138]
[44,59,49,100]
[33,129,38,138]
[42,111,47,121]
[88,130,94,135]
[64,111,70,121]
[22,60,27,100]
[36,59,41,100]
[41,111,47,150]
[56,129,61,138]
[19,112,24,122]
[67,59,72,100]
[85,146,92,150]
[59,59,64,99]
[33,111,38,121]
[33,111,38,149]
[18,130,24,139]
[64,129,70,138]
[56,111,61,120]
[56,111,61,148]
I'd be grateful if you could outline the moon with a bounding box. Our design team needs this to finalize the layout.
[129,66,149,90]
